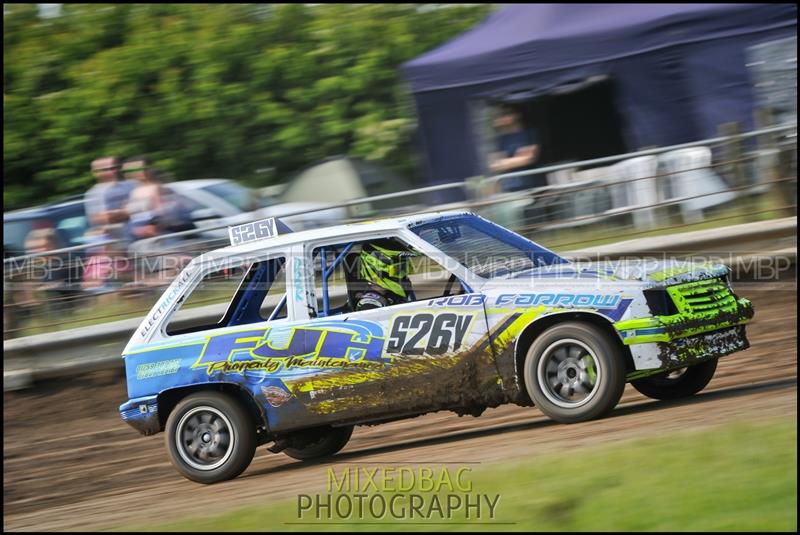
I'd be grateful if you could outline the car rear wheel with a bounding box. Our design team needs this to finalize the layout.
[283,425,353,461]
[631,358,718,400]
[166,391,256,484]
[523,322,626,424]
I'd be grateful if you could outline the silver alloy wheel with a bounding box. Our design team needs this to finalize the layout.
[664,368,688,380]
[175,406,235,471]
[648,367,689,386]
[537,338,602,409]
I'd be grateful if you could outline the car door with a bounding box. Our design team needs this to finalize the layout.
[277,238,499,426]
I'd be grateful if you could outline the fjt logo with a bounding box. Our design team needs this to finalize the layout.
[193,325,387,370]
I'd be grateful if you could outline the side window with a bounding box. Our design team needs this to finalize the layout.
[312,245,356,317]
[166,264,249,335]
[166,256,287,335]
[406,252,467,301]
[312,238,467,318]
[258,258,287,321]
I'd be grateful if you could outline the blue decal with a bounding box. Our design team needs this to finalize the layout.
[495,293,622,308]
[293,257,303,303]
[189,319,389,376]
[427,294,486,307]
[252,327,313,358]
[601,298,633,322]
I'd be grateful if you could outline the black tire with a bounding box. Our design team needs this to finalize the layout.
[631,358,718,400]
[165,391,256,484]
[283,425,353,461]
[523,322,626,424]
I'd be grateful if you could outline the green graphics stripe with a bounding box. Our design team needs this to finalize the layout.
[486,306,555,353]
[479,312,524,354]
[668,278,736,315]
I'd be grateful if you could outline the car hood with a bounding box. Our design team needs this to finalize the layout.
[482,260,730,288]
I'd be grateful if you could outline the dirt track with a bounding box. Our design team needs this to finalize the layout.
[3,281,797,531]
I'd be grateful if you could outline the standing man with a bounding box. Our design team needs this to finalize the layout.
[84,156,137,290]
[85,156,137,234]
[488,105,542,191]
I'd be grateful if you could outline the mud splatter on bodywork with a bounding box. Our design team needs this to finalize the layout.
[658,325,750,365]
[616,277,754,344]
[626,326,750,380]
[281,327,510,426]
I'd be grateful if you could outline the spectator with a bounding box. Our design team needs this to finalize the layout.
[488,105,543,191]
[22,227,72,307]
[85,156,137,236]
[81,227,130,294]
[122,156,191,240]
[4,246,21,337]
[24,227,67,282]
[122,156,194,289]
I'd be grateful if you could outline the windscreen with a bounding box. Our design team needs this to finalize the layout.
[202,181,255,213]
[410,215,567,279]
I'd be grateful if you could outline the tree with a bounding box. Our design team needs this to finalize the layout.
[4,3,492,209]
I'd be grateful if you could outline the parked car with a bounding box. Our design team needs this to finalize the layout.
[3,197,88,257]
[163,179,268,221]
[4,198,88,323]
[120,211,754,483]
[163,179,346,234]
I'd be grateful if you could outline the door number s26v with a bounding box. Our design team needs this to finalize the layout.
[386,313,474,355]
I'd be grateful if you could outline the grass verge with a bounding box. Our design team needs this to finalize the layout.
[126,418,797,532]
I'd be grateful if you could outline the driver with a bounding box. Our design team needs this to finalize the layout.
[355,240,418,311]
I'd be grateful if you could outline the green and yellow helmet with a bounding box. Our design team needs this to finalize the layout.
[359,241,417,298]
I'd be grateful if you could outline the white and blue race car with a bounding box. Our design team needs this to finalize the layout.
[120,211,754,483]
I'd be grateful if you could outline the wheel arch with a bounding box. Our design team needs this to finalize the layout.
[512,311,634,403]
[156,382,267,433]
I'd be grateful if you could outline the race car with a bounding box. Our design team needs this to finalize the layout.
[119,211,754,483]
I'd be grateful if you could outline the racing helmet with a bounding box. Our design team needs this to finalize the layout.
[359,241,417,299]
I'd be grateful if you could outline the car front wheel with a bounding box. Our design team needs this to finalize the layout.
[630,358,718,400]
[166,391,256,484]
[523,322,626,424]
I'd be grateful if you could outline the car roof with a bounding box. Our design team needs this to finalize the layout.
[199,210,474,263]
[4,198,85,221]
[4,206,48,219]
[163,179,232,190]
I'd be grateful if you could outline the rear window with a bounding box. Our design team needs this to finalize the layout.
[4,220,38,255]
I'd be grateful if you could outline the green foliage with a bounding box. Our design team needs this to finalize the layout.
[4,4,492,209]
